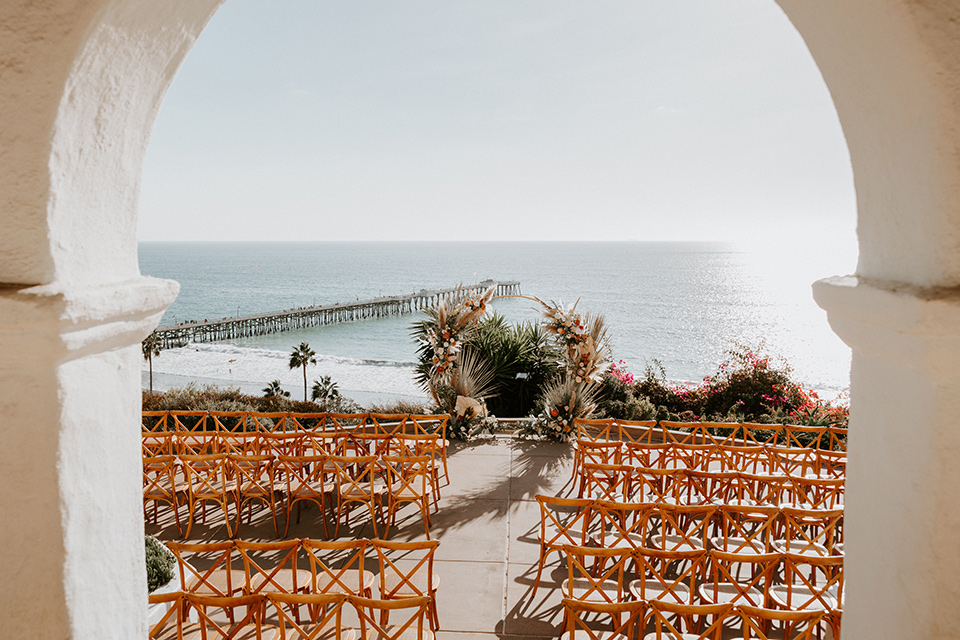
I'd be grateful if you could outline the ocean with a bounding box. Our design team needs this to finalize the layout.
[138,240,856,405]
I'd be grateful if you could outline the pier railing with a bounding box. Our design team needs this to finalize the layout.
[154,280,520,349]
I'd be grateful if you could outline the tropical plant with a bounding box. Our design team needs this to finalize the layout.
[289,342,317,401]
[142,330,162,393]
[145,535,175,593]
[311,375,341,410]
[262,379,290,399]
[430,348,499,439]
[522,376,602,441]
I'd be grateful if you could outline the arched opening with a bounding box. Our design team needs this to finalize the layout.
[1,1,959,638]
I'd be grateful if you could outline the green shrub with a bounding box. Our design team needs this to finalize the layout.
[145,535,175,593]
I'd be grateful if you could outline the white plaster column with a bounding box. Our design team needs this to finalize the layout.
[814,277,960,637]
[0,1,220,637]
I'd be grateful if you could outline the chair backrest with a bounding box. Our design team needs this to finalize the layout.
[738,605,830,640]
[581,462,633,501]
[664,443,718,470]
[615,419,659,444]
[591,500,651,549]
[561,598,645,640]
[166,540,241,597]
[740,423,783,447]
[717,445,769,474]
[330,455,380,501]
[681,469,737,505]
[142,411,170,433]
[578,440,624,466]
[777,552,844,611]
[620,442,670,468]
[275,455,329,501]
[649,503,717,552]
[645,600,736,640]
[575,418,617,442]
[700,550,779,607]
[348,595,433,640]
[260,431,305,458]
[184,592,268,639]
[535,495,595,551]
[179,454,229,498]
[269,592,348,640]
[142,432,179,457]
[383,455,432,500]
[147,591,183,640]
[711,504,780,555]
[369,413,408,437]
[236,539,305,595]
[562,545,630,604]
[629,467,685,504]
[791,476,845,510]
[631,547,708,605]
[301,538,370,596]
[143,455,180,501]
[371,538,439,600]
[782,425,828,450]
[778,507,844,556]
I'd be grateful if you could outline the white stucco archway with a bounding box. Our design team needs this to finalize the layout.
[1,1,959,637]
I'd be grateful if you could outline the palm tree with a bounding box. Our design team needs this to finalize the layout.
[262,380,290,398]
[142,330,162,393]
[311,375,341,410]
[289,342,317,402]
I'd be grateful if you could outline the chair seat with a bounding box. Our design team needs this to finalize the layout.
[562,578,622,602]
[356,624,434,640]
[593,531,646,550]
[183,569,247,596]
[697,583,764,605]
[285,622,357,640]
[247,569,312,594]
[769,584,842,610]
[314,570,376,596]
[771,540,830,556]
[628,579,691,603]
[381,573,440,596]
[180,622,281,640]
[392,485,433,500]
[710,536,770,555]
[650,534,703,552]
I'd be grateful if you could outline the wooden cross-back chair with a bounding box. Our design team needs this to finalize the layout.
[230,454,278,536]
[330,455,385,537]
[629,466,684,504]
[659,422,711,446]
[678,470,737,506]
[143,455,183,535]
[561,598,646,640]
[249,412,288,433]
[620,442,670,468]
[382,455,434,539]
[732,473,792,509]
[774,507,843,557]
[643,600,736,640]
[170,410,210,433]
[166,541,246,624]
[576,441,624,497]
[770,553,844,613]
[825,427,848,453]
[143,431,179,457]
[349,595,435,640]
[235,539,311,602]
[287,412,328,432]
[791,476,844,511]
[581,462,633,502]
[269,592,355,640]
[372,538,441,630]
[180,453,235,538]
[147,590,183,640]
[698,550,779,608]
[326,413,370,434]
[717,445,769,475]
[532,495,595,596]
[142,410,170,433]
[628,546,707,605]
[782,425,828,450]
[300,539,375,600]
[275,454,331,538]
[407,415,449,485]
[663,443,719,471]
[575,418,618,442]
[261,431,306,459]
[767,448,818,478]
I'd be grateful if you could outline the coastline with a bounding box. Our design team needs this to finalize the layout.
[141,371,429,409]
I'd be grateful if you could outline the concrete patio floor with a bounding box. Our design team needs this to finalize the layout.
[147,435,577,640]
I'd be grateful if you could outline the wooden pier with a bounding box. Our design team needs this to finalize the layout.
[154,280,520,349]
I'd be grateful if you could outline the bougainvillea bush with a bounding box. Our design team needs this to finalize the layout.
[596,344,849,428]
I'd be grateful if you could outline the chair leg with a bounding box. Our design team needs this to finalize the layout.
[531,545,548,596]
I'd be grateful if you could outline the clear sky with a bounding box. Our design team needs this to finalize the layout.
[137,1,856,244]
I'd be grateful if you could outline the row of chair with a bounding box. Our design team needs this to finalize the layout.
[579,463,845,510]
[145,452,439,539]
[558,544,843,612]
[534,497,843,595]
[574,418,848,452]
[563,598,840,640]
[150,591,435,640]
[576,441,845,488]
[163,537,440,631]
[142,411,448,438]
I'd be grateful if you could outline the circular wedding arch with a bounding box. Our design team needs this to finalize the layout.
[1,1,959,638]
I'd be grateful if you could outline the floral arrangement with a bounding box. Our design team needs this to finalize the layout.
[522,298,611,441]
[423,287,495,379]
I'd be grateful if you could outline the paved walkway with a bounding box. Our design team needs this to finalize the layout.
[147,435,576,640]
